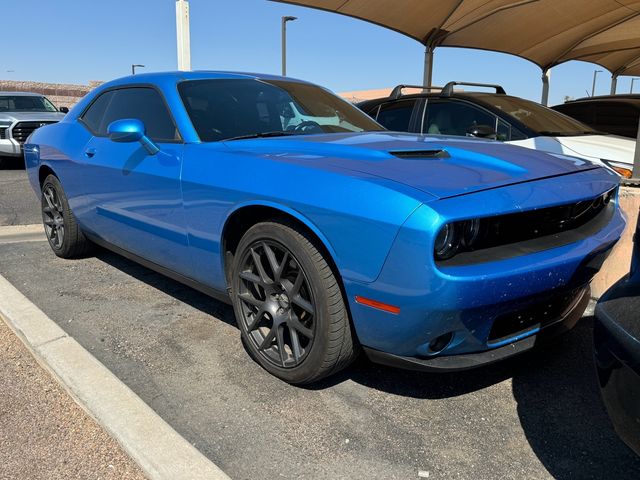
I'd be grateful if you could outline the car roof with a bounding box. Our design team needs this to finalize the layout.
[358,91,518,108]
[99,70,315,90]
[0,91,47,97]
[561,94,640,104]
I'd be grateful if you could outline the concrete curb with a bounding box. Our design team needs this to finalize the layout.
[0,224,45,244]
[0,273,231,480]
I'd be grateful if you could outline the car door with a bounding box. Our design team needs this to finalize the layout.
[78,86,191,275]
[423,99,499,138]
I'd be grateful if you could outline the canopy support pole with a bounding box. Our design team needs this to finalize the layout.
[541,68,550,106]
[423,46,434,87]
[176,0,191,71]
[610,74,618,95]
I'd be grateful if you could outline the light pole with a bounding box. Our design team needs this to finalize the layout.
[132,64,145,75]
[631,78,638,94]
[176,0,191,71]
[591,70,603,97]
[281,16,297,76]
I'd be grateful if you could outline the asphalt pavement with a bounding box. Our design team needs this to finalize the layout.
[1,165,639,479]
[0,159,41,225]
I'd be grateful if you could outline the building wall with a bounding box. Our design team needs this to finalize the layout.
[0,80,103,109]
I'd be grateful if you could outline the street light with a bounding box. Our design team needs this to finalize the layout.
[132,64,145,75]
[631,78,638,94]
[591,70,603,96]
[281,16,297,76]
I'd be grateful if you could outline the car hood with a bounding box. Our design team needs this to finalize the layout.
[0,111,65,123]
[222,132,602,199]
[554,134,634,165]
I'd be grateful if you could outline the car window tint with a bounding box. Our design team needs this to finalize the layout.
[425,101,496,137]
[593,102,639,137]
[554,103,595,126]
[496,118,510,141]
[376,100,416,132]
[81,91,116,134]
[178,79,383,142]
[97,88,178,142]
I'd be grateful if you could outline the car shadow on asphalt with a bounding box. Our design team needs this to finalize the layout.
[0,156,25,170]
[93,248,640,478]
[94,249,237,327]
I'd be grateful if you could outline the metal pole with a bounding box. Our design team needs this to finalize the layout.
[423,46,434,87]
[281,16,297,76]
[176,0,191,71]
[591,70,602,97]
[541,69,550,106]
[131,64,145,75]
[610,74,618,95]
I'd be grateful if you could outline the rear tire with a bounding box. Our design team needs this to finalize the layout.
[230,221,358,384]
[41,174,92,258]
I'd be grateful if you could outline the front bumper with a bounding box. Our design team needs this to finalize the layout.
[344,169,624,368]
[365,284,590,371]
[0,138,21,157]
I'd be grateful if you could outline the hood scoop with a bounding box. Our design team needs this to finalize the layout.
[390,149,449,159]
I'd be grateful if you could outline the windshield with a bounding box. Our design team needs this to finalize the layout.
[482,95,599,136]
[0,95,58,113]
[178,78,384,141]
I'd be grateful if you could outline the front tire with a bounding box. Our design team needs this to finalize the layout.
[41,174,91,258]
[231,221,358,384]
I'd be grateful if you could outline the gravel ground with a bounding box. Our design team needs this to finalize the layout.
[0,319,147,480]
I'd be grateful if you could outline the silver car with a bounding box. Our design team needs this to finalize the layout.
[0,92,66,163]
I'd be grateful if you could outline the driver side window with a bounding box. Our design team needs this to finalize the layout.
[424,100,497,137]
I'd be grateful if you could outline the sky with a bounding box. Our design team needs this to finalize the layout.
[2,0,638,106]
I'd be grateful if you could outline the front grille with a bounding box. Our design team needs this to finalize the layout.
[488,287,586,344]
[0,127,6,140]
[438,188,617,266]
[11,121,57,144]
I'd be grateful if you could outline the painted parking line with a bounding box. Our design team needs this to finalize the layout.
[0,272,231,480]
[0,224,46,244]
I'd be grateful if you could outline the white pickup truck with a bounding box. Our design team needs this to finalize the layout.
[0,92,67,166]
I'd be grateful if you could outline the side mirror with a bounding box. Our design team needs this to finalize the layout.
[59,107,69,114]
[466,124,497,139]
[107,119,159,155]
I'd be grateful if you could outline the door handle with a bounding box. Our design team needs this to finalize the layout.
[84,148,96,158]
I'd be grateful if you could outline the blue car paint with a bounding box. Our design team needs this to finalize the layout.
[24,71,625,364]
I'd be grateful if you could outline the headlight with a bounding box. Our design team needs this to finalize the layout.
[462,219,481,247]
[601,159,632,178]
[434,223,461,260]
[435,219,483,261]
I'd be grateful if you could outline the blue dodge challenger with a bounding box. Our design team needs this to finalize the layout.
[24,71,625,384]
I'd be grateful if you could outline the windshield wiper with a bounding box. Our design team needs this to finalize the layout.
[223,131,299,142]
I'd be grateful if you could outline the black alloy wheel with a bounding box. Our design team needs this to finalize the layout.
[231,221,358,384]
[237,240,316,368]
[42,183,65,249]
[41,174,92,258]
